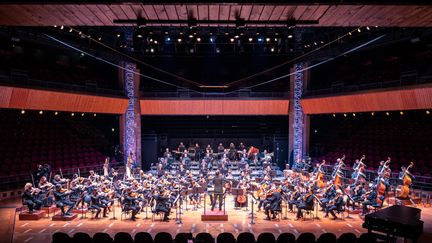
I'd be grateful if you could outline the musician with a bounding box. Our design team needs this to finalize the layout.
[53,184,75,216]
[163,148,172,159]
[235,179,249,208]
[287,185,302,212]
[153,188,171,221]
[89,188,107,218]
[296,187,314,220]
[349,183,365,210]
[109,168,118,181]
[324,189,344,220]
[38,176,54,207]
[181,150,191,166]
[22,183,42,213]
[306,158,313,173]
[205,144,213,154]
[228,142,236,161]
[123,187,140,221]
[52,174,68,187]
[217,143,224,159]
[361,184,379,215]
[35,163,50,186]
[178,142,186,153]
[194,143,202,161]
[88,170,99,182]
[238,142,246,153]
[320,183,336,211]
[264,185,282,220]
[211,170,224,211]
[103,157,110,177]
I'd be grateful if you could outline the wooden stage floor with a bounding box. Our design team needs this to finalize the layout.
[5,196,432,243]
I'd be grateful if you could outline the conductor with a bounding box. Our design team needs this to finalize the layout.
[211,170,224,211]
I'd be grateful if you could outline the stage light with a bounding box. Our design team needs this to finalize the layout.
[270,47,275,52]
[164,31,169,35]
[78,31,82,35]
[256,32,260,35]
[266,37,270,42]
[288,35,293,39]
[165,37,171,42]
[69,28,73,33]
[188,35,193,38]
[54,25,57,28]
[371,112,375,116]
[234,35,239,39]
[400,111,404,115]
[248,38,253,42]
[154,40,158,44]
[81,53,85,56]
[150,48,154,53]
[177,38,182,43]
[196,37,201,42]
[348,32,352,36]
[366,26,370,30]
[375,25,379,28]
[209,38,214,43]
[274,38,277,41]
[321,41,324,44]
[225,32,229,35]
[21,110,25,114]
[332,114,336,117]
[137,34,143,38]
[314,129,318,133]
[216,48,220,53]
[230,38,235,42]
[71,113,75,116]
[116,34,121,38]
[60,25,64,30]
[426,110,430,115]
[258,38,263,42]
[314,42,317,46]
[54,111,58,115]
[353,113,356,117]
[81,113,85,117]
[179,32,183,35]
[111,128,115,132]
[343,113,347,117]
[150,38,153,42]
[386,112,390,116]
[357,28,361,32]
[93,114,97,117]
[39,110,43,115]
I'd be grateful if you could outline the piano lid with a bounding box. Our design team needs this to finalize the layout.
[365,205,423,225]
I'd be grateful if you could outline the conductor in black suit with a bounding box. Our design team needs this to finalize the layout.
[211,170,224,211]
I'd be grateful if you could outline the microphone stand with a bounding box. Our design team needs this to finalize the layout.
[249,194,255,225]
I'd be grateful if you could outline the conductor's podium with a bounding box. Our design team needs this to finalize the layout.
[201,209,228,221]
[19,210,46,220]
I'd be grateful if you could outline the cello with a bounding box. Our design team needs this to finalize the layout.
[316,160,326,188]
[396,162,414,199]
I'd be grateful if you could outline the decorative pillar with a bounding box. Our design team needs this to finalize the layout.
[288,28,310,168]
[119,27,141,168]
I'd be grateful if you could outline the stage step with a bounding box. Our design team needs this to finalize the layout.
[19,210,46,220]
[52,213,78,221]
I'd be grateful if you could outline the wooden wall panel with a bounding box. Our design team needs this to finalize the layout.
[301,85,432,114]
[140,99,289,115]
[0,86,128,114]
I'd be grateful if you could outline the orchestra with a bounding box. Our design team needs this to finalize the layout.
[22,141,417,225]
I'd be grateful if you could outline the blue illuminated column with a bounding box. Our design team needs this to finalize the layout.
[119,27,141,168]
[288,63,310,168]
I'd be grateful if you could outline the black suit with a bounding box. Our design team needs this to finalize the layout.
[264,192,282,219]
[297,194,314,219]
[325,195,344,218]
[211,175,224,211]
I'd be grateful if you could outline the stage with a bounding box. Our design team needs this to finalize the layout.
[5,196,432,243]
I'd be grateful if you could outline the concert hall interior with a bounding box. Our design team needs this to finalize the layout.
[1,1,432,243]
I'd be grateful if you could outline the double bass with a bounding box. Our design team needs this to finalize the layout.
[396,162,414,199]
[315,160,326,188]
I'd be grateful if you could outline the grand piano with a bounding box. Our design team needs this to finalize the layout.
[362,205,423,243]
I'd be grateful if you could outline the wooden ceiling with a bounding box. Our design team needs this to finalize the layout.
[0,4,431,27]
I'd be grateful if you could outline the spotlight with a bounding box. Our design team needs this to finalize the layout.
[256,32,260,35]
[39,110,43,115]
[366,26,370,30]
[117,34,121,38]
[343,113,347,117]
[266,37,270,42]
[348,32,352,36]
[154,40,158,44]
[230,38,235,42]
[314,42,317,45]
[150,48,154,53]
[93,114,97,117]
[71,113,75,116]
[98,37,102,41]
[150,38,153,42]
[209,38,214,43]
[234,35,239,39]
[287,35,293,39]
[426,110,430,115]
[137,34,143,38]
[225,32,229,35]
[270,47,275,52]
[332,114,336,117]
[60,25,64,30]
[111,128,115,132]
[371,112,375,116]
[188,35,193,38]
[353,113,356,117]
[177,38,182,43]
[400,111,404,115]
[179,32,184,35]
[274,38,277,41]
[357,28,361,32]
[81,113,85,116]
[196,37,201,42]
[54,111,58,115]
[69,28,73,33]
[258,38,263,42]
[54,25,57,28]
[165,37,171,42]
[21,110,25,114]
[248,38,253,42]
[386,112,390,116]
